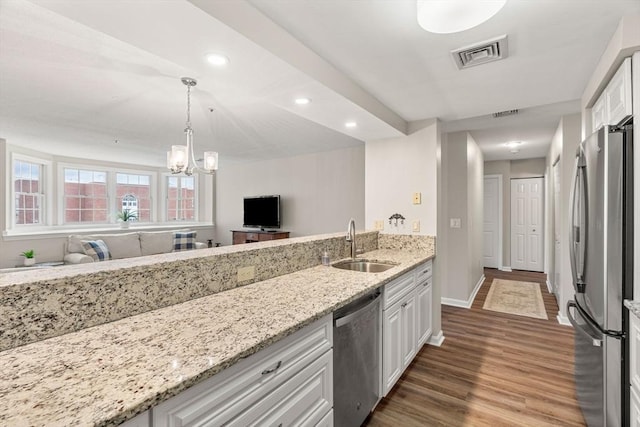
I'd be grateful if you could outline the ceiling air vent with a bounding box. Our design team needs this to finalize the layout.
[451,35,508,70]
[492,109,519,118]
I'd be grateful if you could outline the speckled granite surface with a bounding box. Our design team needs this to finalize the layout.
[0,247,434,426]
[379,234,435,252]
[625,300,640,319]
[0,231,379,351]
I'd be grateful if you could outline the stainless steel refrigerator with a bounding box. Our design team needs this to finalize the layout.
[568,124,634,427]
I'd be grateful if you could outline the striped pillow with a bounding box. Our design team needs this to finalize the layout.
[173,231,196,252]
[82,240,110,262]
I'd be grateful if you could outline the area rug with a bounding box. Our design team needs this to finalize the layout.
[482,279,548,320]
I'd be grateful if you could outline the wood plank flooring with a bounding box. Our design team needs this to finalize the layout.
[364,268,586,427]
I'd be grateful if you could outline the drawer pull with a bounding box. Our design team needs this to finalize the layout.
[261,360,282,375]
[401,302,408,308]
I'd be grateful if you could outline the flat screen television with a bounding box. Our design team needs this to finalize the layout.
[243,195,281,230]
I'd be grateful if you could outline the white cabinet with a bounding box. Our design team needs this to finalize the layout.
[153,315,332,427]
[120,411,150,427]
[381,261,434,397]
[416,277,433,348]
[592,57,632,132]
[631,387,640,427]
[630,312,640,426]
[382,270,416,395]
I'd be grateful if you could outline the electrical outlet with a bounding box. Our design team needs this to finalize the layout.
[237,266,255,282]
[412,192,422,204]
[374,220,384,230]
[412,220,420,232]
[450,218,461,228]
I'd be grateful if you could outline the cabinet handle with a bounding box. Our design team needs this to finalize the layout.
[261,360,282,375]
[401,302,408,308]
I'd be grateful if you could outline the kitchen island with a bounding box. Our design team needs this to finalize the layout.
[0,233,435,426]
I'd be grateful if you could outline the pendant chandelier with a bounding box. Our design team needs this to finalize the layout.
[167,77,218,175]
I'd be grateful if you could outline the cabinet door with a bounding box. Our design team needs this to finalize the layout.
[401,292,417,368]
[120,411,149,427]
[631,314,640,391]
[382,301,403,396]
[606,57,632,126]
[592,95,606,132]
[631,386,640,427]
[416,279,432,348]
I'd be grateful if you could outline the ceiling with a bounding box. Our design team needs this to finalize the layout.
[1,0,638,166]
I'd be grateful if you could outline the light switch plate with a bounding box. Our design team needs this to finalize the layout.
[412,220,420,232]
[374,220,384,230]
[412,192,422,204]
[450,218,461,228]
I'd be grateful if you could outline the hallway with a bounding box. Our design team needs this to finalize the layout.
[365,268,585,426]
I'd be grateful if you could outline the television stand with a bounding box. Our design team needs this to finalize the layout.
[231,230,290,245]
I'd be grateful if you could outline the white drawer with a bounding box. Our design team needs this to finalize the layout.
[153,315,333,427]
[383,271,416,309]
[415,260,433,284]
[229,350,333,427]
[316,408,333,427]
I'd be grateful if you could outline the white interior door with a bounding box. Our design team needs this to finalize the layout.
[553,162,561,295]
[483,175,501,268]
[511,177,544,272]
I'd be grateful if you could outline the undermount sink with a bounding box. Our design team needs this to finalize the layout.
[332,259,397,273]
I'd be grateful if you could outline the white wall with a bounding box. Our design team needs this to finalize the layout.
[545,113,581,324]
[215,145,365,246]
[438,131,484,306]
[364,120,438,235]
[484,157,546,268]
[365,120,440,338]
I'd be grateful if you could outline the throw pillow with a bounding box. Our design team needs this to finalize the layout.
[173,231,197,252]
[82,240,110,262]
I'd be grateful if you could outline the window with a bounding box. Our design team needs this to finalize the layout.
[13,159,43,225]
[116,173,151,222]
[167,176,196,221]
[63,168,108,223]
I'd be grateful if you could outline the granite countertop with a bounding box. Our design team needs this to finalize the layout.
[625,300,640,319]
[0,248,433,426]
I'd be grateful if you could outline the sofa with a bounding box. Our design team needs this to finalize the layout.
[63,230,206,264]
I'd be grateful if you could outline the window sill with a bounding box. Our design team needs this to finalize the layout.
[2,223,215,241]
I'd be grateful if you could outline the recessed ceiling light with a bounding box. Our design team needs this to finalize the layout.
[417,0,507,34]
[504,141,522,148]
[294,97,311,105]
[206,53,229,67]
[345,121,357,128]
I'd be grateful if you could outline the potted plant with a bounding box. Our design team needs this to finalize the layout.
[116,209,138,229]
[21,249,35,266]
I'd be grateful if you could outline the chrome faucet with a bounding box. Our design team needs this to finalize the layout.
[346,218,356,259]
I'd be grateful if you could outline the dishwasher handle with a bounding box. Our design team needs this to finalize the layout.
[334,292,380,328]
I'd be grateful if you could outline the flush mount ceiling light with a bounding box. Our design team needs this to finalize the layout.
[345,121,358,128]
[504,141,522,153]
[167,77,218,176]
[205,53,229,67]
[417,0,507,34]
[294,97,312,105]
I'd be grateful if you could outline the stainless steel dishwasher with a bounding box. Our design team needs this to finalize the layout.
[333,289,381,427]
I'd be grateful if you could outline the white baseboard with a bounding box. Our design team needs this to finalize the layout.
[427,330,445,347]
[441,274,485,309]
[545,280,553,293]
[499,266,512,272]
[557,312,571,326]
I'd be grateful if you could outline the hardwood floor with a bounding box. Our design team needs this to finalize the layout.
[365,268,586,427]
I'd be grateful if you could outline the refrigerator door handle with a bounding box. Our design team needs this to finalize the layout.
[568,300,624,340]
[569,151,587,293]
[567,301,602,347]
